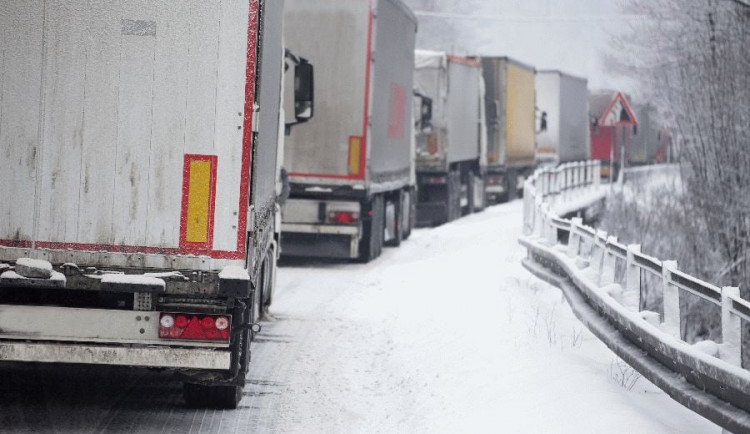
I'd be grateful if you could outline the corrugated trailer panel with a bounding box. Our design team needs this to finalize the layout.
[504,62,536,167]
[446,59,481,164]
[368,0,416,185]
[0,3,43,243]
[0,0,252,264]
[283,0,370,184]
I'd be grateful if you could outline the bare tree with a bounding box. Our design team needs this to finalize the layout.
[618,0,750,293]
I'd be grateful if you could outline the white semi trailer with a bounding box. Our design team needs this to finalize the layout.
[413,50,486,226]
[281,0,418,262]
[535,70,590,165]
[0,0,312,408]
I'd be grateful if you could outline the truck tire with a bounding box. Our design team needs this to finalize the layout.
[261,246,275,315]
[402,189,414,240]
[358,194,384,262]
[464,170,476,216]
[183,382,243,409]
[506,169,518,201]
[385,190,403,247]
[448,171,461,222]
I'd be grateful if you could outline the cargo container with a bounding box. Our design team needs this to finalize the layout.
[413,50,486,226]
[280,0,418,262]
[536,70,591,165]
[589,90,637,179]
[480,57,537,204]
[0,0,311,408]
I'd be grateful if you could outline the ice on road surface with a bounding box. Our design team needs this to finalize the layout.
[262,200,719,433]
[0,200,720,433]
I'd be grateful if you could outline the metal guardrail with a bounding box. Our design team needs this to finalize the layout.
[520,161,750,433]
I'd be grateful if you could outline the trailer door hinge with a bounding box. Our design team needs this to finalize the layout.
[252,103,260,133]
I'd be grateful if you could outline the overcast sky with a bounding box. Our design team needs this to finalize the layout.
[404,0,642,93]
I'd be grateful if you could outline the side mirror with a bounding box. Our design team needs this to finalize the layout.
[420,97,433,131]
[539,111,547,133]
[413,90,433,132]
[294,61,314,122]
[285,50,314,134]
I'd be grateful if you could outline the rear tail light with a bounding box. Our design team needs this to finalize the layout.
[328,211,360,225]
[159,312,231,342]
[423,176,447,185]
[488,177,503,185]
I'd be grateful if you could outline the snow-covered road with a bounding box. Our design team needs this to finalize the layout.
[0,200,720,433]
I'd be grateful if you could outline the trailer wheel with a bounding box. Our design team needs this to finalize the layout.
[402,188,414,240]
[358,194,384,262]
[474,174,486,212]
[506,169,518,201]
[447,171,461,222]
[183,382,243,409]
[261,246,275,315]
[385,190,403,247]
[464,171,476,216]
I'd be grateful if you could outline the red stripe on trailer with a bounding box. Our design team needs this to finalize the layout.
[237,0,261,256]
[359,0,373,181]
[387,83,406,139]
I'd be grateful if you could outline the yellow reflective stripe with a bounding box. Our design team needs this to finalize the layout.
[348,136,362,176]
[185,160,212,243]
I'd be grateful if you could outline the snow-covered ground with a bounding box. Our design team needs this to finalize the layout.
[0,199,721,433]
[263,200,720,433]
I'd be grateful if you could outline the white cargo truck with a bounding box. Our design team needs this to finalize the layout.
[281,0,418,262]
[535,70,590,165]
[0,0,313,408]
[413,50,486,226]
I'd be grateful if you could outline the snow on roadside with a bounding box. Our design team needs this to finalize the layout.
[267,200,720,433]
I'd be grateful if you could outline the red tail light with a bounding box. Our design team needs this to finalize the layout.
[328,211,359,225]
[423,176,447,185]
[159,313,231,342]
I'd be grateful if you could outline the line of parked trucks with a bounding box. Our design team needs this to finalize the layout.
[0,0,673,409]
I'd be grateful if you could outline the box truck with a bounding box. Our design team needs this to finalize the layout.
[413,50,486,226]
[0,0,312,408]
[481,57,536,204]
[281,0,418,262]
[589,90,637,179]
[535,70,591,165]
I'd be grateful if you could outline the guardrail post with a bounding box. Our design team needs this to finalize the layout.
[523,180,534,235]
[534,197,544,238]
[545,208,558,245]
[720,286,742,367]
[580,161,585,188]
[594,161,601,188]
[661,260,680,339]
[567,217,583,257]
[600,236,618,286]
[590,230,606,274]
[624,244,642,311]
